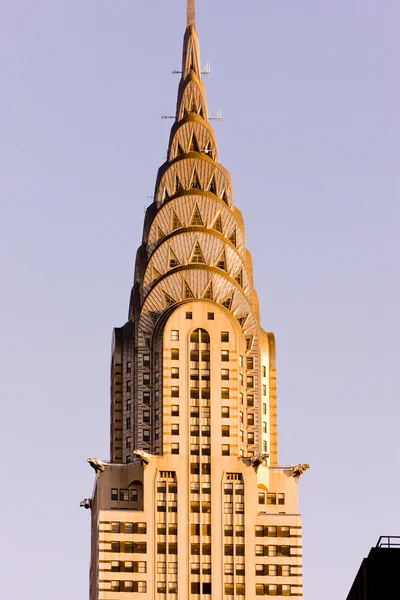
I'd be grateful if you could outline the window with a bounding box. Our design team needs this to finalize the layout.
[222,425,230,437]
[143,429,150,442]
[202,501,211,513]
[221,350,229,362]
[190,462,200,474]
[203,562,211,575]
[171,405,179,416]
[126,436,131,449]
[248,413,254,425]
[157,501,166,512]
[278,493,285,505]
[171,330,179,341]
[143,391,150,404]
[222,444,230,456]
[186,311,193,319]
[190,387,199,399]
[282,585,291,596]
[236,525,245,537]
[190,368,199,380]
[224,502,233,514]
[157,543,167,554]
[168,561,178,574]
[171,348,179,360]
[263,421,267,433]
[221,387,230,399]
[267,493,277,505]
[111,581,120,592]
[143,411,150,423]
[221,369,229,380]
[224,563,234,575]
[235,482,244,495]
[171,424,179,435]
[255,564,265,576]
[202,387,210,399]
[269,585,278,596]
[224,525,233,537]
[191,425,199,436]
[203,524,211,536]
[281,565,291,577]
[202,425,210,437]
[263,403,267,415]
[225,584,234,595]
[126,361,131,374]
[130,488,138,502]
[221,406,230,418]
[224,544,234,556]
[143,373,150,385]
[171,367,179,379]
[207,312,214,320]
[120,489,129,501]
[268,545,277,557]
[157,523,166,535]
[111,488,118,501]
[269,565,277,576]
[111,522,120,533]
[248,432,254,444]
[263,384,267,396]
[247,357,254,369]
[202,444,211,455]
[258,492,265,505]
[157,582,167,594]
[240,373,244,386]
[201,406,210,418]
[224,483,233,495]
[169,501,178,513]
[191,501,200,513]
[191,543,200,555]
[202,368,210,380]
[256,584,265,596]
[247,394,254,407]
[135,561,147,573]
[191,562,200,574]
[255,525,264,537]
[190,444,199,455]
[157,561,166,573]
[169,542,178,554]
[191,582,201,594]
[236,583,245,595]
[221,331,229,342]
[168,523,177,535]
[263,365,267,377]
[203,583,212,594]
[191,523,200,535]
[202,463,211,475]
[255,545,264,556]
[236,544,245,556]
[157,482,166,493]
[239,355,243,367]
[171,443,179,455]
[126,417,131,429]
[247,375,254,387]
[268,526,277,537]
[202,543,211,555]
[235,502,244,514]
[111,561,120,572]
[171,386,179,398]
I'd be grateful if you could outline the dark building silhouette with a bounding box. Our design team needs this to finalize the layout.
[346,536,400,600]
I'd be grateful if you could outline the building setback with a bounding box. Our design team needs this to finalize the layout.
[86,1,309,598]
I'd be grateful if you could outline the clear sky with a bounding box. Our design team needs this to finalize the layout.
[1,1,399,598]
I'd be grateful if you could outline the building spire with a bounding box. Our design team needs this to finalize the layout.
[187,0,196,28]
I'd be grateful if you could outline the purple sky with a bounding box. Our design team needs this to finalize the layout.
[1,1,399,598]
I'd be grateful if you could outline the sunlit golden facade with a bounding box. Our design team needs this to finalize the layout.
[87,2,308,598]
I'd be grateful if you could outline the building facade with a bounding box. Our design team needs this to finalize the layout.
[87,2,308,598]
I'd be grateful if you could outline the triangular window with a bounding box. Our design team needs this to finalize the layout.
[149,311,159,324]
[246,337,254,351]
[175,174,183,193]
[215,250,227,271]
[190,101,197,114]
[189,134,200,153]
[228,230,237,247]
[183,281,195,299]
[211,213,222,233]
[190,242,206,264]
[222,190,229,205]
[221,293,234,311]
[152,266,161,281]
[236,314,248,328]
[162,187,169,202]
[203,141,211,155]
[202,281,213,300]
[190,171,202,190]
[177,142,185,156]
[208,175,217,195]
[169,248,180,269]
[157,226,166,241]
[235,270,243,287]
[171,211,183,231]
[190,205,204,226]
[163,291,176,308]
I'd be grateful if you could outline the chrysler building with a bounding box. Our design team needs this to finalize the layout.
[86,1,308,598]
